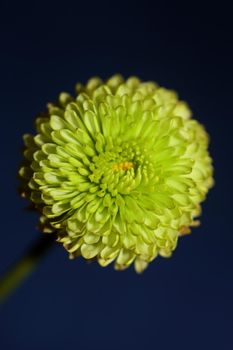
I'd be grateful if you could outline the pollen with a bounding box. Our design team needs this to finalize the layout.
[112,161,134,171]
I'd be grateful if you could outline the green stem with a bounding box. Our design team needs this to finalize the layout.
[0,233,56,304]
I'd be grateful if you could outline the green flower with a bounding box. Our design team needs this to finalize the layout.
[19,75,213,272]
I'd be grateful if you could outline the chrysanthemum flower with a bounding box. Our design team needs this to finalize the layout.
[19,75,213,272]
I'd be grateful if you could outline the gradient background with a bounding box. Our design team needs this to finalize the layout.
[0,1,232,349]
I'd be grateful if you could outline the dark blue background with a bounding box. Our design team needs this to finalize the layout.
[0,1,232,349]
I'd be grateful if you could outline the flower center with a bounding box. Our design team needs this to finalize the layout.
[88,141,155,196]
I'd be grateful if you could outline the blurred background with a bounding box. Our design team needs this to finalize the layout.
[0,1,232,349]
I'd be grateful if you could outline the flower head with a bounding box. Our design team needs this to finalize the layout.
[19,75,213,272]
